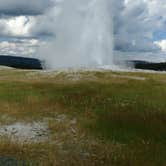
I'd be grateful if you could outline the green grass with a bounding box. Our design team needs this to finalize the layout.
[0,70,166,165]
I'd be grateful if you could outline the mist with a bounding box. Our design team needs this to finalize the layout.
[38,0,114,69]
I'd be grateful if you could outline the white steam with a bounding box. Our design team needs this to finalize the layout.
[38,0,114,69]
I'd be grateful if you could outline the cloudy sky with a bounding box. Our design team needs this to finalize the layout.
[0,0,166,62]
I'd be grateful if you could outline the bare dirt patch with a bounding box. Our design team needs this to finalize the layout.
[111,74,146,80]
[0,122,49,143]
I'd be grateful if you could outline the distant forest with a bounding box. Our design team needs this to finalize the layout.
[131,60,166,71]
[0,55,42,69]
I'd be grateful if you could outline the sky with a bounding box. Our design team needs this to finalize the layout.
[0,0,166,62]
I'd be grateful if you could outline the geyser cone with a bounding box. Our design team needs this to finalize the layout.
[40,0,114,69]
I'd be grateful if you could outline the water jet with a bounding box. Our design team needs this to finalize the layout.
[39,0,114,69]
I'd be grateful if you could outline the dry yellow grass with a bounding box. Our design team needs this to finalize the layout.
[0,69,165,165]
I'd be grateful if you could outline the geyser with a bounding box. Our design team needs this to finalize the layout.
[40,0,114,69]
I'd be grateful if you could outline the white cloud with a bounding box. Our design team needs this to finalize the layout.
[0,39,40,57]
[0,16,35,37]
[0,0,165,61]
[0,0,53,15]
[113,0,164,52]
[154,40,166,52]
[30,0,165,53]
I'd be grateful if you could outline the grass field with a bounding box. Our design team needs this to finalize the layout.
[0,69,166,165]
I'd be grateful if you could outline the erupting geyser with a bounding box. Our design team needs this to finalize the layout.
[40,0,114,69]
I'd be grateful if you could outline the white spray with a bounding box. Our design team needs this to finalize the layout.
[39,0,114,69]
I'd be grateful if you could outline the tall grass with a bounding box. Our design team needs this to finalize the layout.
[0,70,165,165]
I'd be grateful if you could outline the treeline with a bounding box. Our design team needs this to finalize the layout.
[0,55,43,69]
[130,60,166,71]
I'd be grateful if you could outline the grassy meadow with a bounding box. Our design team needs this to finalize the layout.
[0,69,165,165]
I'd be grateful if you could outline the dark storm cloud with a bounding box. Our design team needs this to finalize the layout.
[112,0,163,52]
[0,0,53,16]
